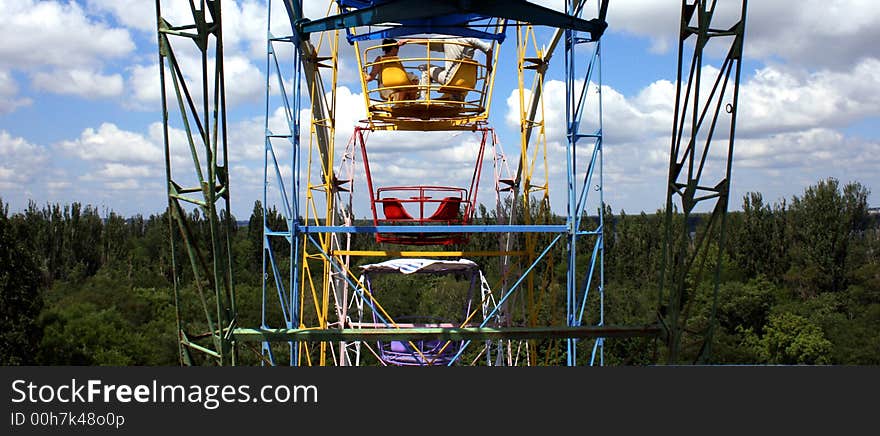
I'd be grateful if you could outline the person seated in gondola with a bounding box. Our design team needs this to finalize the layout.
[364,38,420,102]
[398,36,493,101]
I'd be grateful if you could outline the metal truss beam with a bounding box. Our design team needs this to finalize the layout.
[295,0,608,40]
[295,224,568,233]
[658,0,747,364]
[234,325,661,342]
[157,0,237,366]
[270,0,348,367]
[563,0,606,366]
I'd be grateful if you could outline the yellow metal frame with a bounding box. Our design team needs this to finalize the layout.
[289,12,557,366]
[514,24,554,364]
[298,1,343,366]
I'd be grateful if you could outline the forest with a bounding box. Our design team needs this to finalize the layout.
[1,177,878,366]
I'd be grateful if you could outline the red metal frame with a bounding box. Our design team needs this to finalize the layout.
[355,126,491,245]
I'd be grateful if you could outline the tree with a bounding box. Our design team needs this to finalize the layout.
[729,192,789,281]
[786,178,870,297]
[749,312,833,365]
[0,198,44,364]
[717,276,777,334]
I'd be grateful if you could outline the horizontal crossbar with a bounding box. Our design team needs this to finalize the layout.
[333,250,527,257]
[232,325,662,342]
[297,224,568,234]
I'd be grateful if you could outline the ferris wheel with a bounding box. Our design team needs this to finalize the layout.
[156,0,747,366]
[254,0,613,366]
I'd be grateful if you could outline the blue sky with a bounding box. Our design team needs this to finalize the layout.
[1,0,878,220]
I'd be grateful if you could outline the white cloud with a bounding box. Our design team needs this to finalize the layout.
[86,0,168,32]
[744,1,880,68]
[58,123,163,163]
[223,0,272,57]
[606,1,880,68]
[304,0,333,19]
[502,53,880,212]
[0,70,17,95]
[144,121,214,169]
[606,1,679,54]
[0,0,135,69]
[0,70,32,114]
[739,59,880,136]
[105,179,140,190]
[89,0,286,66]
[0,130,49,190]
[331,85,368,135]
[736,128,880,171]
[511,57,880,148]
[730,131,880,210]
[36,122,211,214]
[0,0,139,104]
[86,163,153,180]
[3,0,878,218]
[126,63,163,109]
[31,68,124,99]
[46,180,71,191]
[128,53,263,109]
[513,82,658,158]
[224,54,266,105]
[228,116,268,162]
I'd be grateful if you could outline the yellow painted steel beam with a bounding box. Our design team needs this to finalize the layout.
[297,1,344,366]
[515,23,554,363]
[366,118,489,131]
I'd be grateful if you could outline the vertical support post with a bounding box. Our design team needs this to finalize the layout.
[658,0,747,364]
[265,0,341,366]
[515,23,551,364]
[263,0,305,365]
[563,0,605,366]
[157,0,236,366]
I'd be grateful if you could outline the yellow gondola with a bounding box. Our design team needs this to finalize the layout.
[357,38,498,131]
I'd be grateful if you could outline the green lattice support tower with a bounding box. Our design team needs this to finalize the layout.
[658,0,747,364]
[157,0,237,366]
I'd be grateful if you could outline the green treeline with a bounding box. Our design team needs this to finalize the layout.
[1,177,878,365]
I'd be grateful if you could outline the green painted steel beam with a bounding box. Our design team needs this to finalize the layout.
[658,0,747,365]
[232,325,662,342]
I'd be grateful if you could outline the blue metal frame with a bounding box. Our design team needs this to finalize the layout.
[295,224,567,233]
[446,234,565,365]
[309,0,607,44]
[345,25,505,44]
[563,0,605,366]
[263,0,609,366]
[336,1,507,42]
[262,0,304,365]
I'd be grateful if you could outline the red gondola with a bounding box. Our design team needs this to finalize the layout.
[355,126,492,245]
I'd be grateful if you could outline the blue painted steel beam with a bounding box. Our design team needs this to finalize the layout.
[296,224,568,234]
[347,26,502,44]
[562,1,607,366]
[282,0,304,32]
[447,234,565,365]
[334,1,511,42]
[296,0,607,41]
